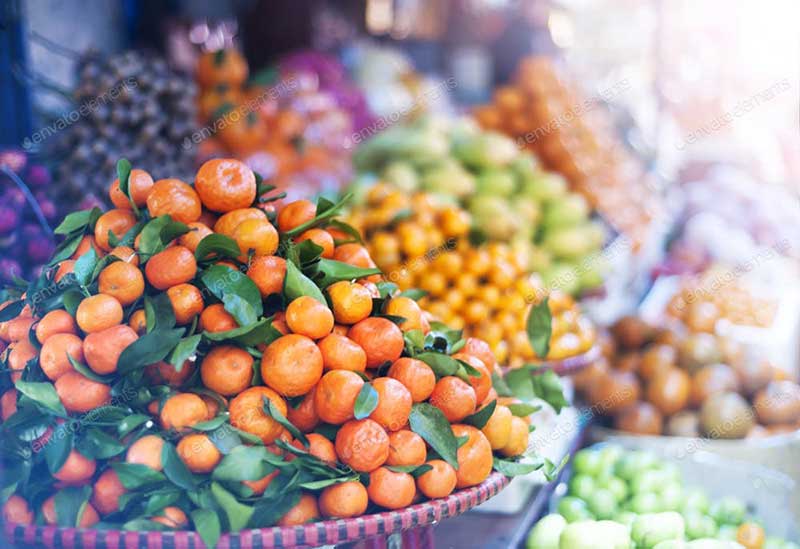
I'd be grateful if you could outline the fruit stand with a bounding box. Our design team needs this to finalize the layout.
[1,2,799,548]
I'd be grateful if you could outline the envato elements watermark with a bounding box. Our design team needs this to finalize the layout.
[182,77,299,150]
[22,77,138,150]
[344,77,458,150]
[675,78,791,150]
[516,78,631,148]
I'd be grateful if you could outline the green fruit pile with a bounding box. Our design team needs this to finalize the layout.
[526,445,797,549]
[353,116,607,296]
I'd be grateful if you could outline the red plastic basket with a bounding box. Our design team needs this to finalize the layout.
[3,473,509,548]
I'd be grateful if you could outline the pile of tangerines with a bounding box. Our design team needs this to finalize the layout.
[0,158,553,545]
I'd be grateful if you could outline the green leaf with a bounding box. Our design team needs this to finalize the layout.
[249,490,300,528]
[492,456,544,477]
[53,208,102,236]
[283,259,326,305]
[398,288,427,301]
[45,423,73,473]
[505,367,535,401]
[168,335,201,368]
[314,259,381,289]
[117,414,150,438]
[212,445,275,482]
[67,354,113,383]
[161,442,197,490]
[76,428,126,459]
[530,369,568,413]
[491,371,513,397]
[284,193,353,237]
[72,247,99,286]
[138,216,191,257]
[263,397,308,446]
[145,490,180,515]
[117,328,185,374]
[298,475,359,490]
[111,462,167,489]
[191,415,227,432]
[145,294,176,332]
[0,300,24,322]
[403,329,425,356]
[542,454,569,482]
[327,219,363,244]
[211,482,254,532]
[375,281,398,299]
[354,383,379,420]
[61,290,82,316]
[191,509,221,549]
[201,265,263,326]
[195,233,241,261]
[408,403,459,469]
[464,400,496,429]
[203,317,282,347]
[89,253,121,283]
[386,464,433,478]
[207,425,243,454]
[526,297,552,358]
[54,486,92,527]
[15,380,66,416]
[415,352,460,378]
[507,402,541,417]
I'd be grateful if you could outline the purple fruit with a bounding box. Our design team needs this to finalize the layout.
[0,206,18,234]
[79,194,105,211]
[33,193,58,220]
[27,237,55,263]
[27,164,51,187]
[0,258,22,282]
[4,188,26,208]
[0,149,27,173]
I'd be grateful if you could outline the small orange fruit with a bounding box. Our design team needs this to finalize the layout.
[39,333,83,380]
[369,377,412,431]
[55,371,112,413]
[2,495,33,525]
[94,209,137,252]
[386,430,427,467]
[201,345,253,396]
[326,281,373,325]
[231,217,279,258]
[53,449,96,485]
[384,297,424,332]
[247,255,286,297]
[317,333,367,372]
[319,481,368,518]
[166,283,204,325]
[429,377,477,423]
[285,296,334,339]
[452,353,491,403]
[98,261,145,306]
[126,434,165,471]
[76,294,123,333]
[1,389,17,420]
[83,325,138,375]
[54,260,76,282]
[367,467,416,509]
[8,340,39,380]
[145,246,197,291]
[109,246,139,266]
[314,370,364,425]
[109,169,154,208]
[195,158,257,213]
[499,416,529,458]
[199,303,238,333]
[160,393,208,432]
[229,386,287,444]
[43,495,99,527]
[35,309,78,343]
[144,360,194,387]
[451,424,493,488]
[71,235,102,260]
[416,459,457,499]
[243,471,279,496]
[287,386,319,433]
[178,222,213,253]
[277,493,319,526]
[348,317,404,368]
[333,243,375,269]
[297,433,337,464]
[151,506,188,528]
[129,309,147,335]
[295,228,334,258]
[462,337,497,373]
[335,418,390,472]
[277,200,316,233]
[261,334,323,397]
[146,179,202,223]
[387,358,436,403]
[213,208,264,236]
[176,433,222,473]
[481,405,513,450]
[91,469,126,515]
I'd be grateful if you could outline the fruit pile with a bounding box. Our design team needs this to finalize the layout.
[0,150,61,282]
[195,48,354,200]
[474,56,658,249]
[0,158,557,546]
[526,446,794,548]
[347,183,596,367]
[353,116,607,296]
[574,316,799,439]
[51,50,197,203]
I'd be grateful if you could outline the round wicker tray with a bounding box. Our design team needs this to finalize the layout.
[3,473,510,548]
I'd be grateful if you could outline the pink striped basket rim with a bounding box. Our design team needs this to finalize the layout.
[3,473,509,548]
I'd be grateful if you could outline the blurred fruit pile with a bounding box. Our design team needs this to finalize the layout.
[51,50,197,204]
[526,445,793,548]
[353,116,607,296]
[574,315,799,439]
[475,56,658,249]
[0,158,557,545]
[0,150,62,283]
[195,48,355,200]
[347,183,596,367]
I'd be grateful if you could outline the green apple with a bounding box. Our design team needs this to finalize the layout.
[572,449,603,477]
[710,497,746,526]
[628,492,661,514]
[659,482,683,512]
[557,496,594,523]
[681,489,710,515]
[586,489,618,520]
[526,514,566,549]
[558,521,632,549]
[597,475,628,503]
[568,474,596,500]
[631,512,685,548]
[475,168,516,196]
[683,511,717,540]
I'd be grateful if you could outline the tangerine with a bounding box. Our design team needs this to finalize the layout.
[4,316,34,343]
[387,358,436,403]
[369,377,412,431]
[299,433,337,464]
[146,179,202,223]
[71,235,102,260]
[429,377,477,423]
[295,228,334,258]
[261,334,323,397]
[76,294,123,333]
[144,360,194,387]
[334,418,390,472]
[1,389,17,420]
[231,217,279,258]
[178,222,213,253]
[285,296,334,339]
[347,317,403,368]
[126,434,165,470]
[55,372,111,413]
[2,495,33,525]
[98,261,145,306]
[386,430,426,467]
[326,281,373,325]
[277,493,319,526]
[109,246,139,266]
[83,324,138,375]
[109,169,154,208]
[333,243,376,269]
[416,459,457,499]
[213,208,264,236]
[319,481,368,518]
[462,337,497,373]
[94,209,137,252]
[43,495,99,527]
[195,158,257,213]
[160,393,208,432]
[39,334,83,380]
[499,416,529,458]
[277,200,316,233]
[166,283,204,325]
[201,345,253,396]
[151,506,188,528]
[314,370,364,425]
[53,449,96,485]
[452,353,491,403]
[91,468,126,515]
[384,297,424,332]
[243,471,279,496]
[229,386,287,444]
[144,246,197,291]
[367,467,415,509]
[8,340,38,380]
[481,404,513,450]
[54,260,76,282]
[247,256,286,298]
[35,309,78,343]
[176,433,222,473]
[317,333,367,372]
[287,386,319,432]
[451,425,493,488]
[199,303,238,333]
[129,309,147,335]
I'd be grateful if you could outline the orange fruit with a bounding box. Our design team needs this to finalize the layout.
[451,425,493,488]
[43,495,99,527]
[176,433,222,473]
[39,334,83,380]
[1,389,17,421]
[195,158,257,213]
[285,296,334,339]
[97,261,145,306]
[2,495,33,525]
[83,325,138,375]
[151,506,188,528]
[737,522,765,549]
[91,469,126,515]
[146,179,202,223]
[500,416,529,457]
[384,297,424,332]
[94,209,137,252]
[481,404,513,450]
[367,467,416,509]
[129,309,147,335]
[261,334,323,397]
[35,310,78,344]
[295,228,334,258]
[55,371,111,413]
[333,243,375,269]
[196,49,248,87]
[297,433,337,464]
[387,358,436,403]
[277,493,319,526]
[243,471,279,496]
[229,386,287,444]
[71,235,102,260]
[452,353,491,403]
[416,459,457,499]
[247,256,286,298]
[314,370,364,425]
[319,481,368,518]
[347,317,403,368]
[213,208,264,236]
[54,260,76,282]
[231,217,279,259]
[335,418,390,472]
[8,340,38,380]
[199,304,238,333]
[326,281,373,325]
[109,245,139,265]
[201,345,253,396]
[200,394,224,420]
[144,360,194,387]
[4,316,35,343]
[287,386,319,433]
[370,377,412,431]
[166,283,204,325]
[53,449,96,485]
[160,393,208,432]
[462,337,497,373]
[178,222,213,253]
[272,312,289,335]
[277,200,316,232]
[109,169,154,208]
[126,435,165,470]
[386,430,426,467]
[429,377,477,423]
[76,294,123,333]
[145,246,197,291]
[317,333,367,372]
